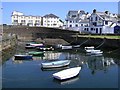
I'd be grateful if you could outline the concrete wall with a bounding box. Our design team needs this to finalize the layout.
[3,26,120,48]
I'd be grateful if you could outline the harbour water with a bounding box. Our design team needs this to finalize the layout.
[2,42,120,88]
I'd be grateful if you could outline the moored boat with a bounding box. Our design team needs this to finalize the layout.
[28,51,44,56]
[41,60,71,68]
[61,45,72,50]
[53,67,81,80]
[14,55,33,60]
[30,43,44,47]
[37,47,54,51]
[85,46,95,53]
[90,50,103,55]
[25,45,35,49]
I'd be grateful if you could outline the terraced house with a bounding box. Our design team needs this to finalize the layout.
[11,11,42,26]
[11,11,63,28]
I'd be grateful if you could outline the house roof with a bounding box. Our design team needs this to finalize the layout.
[92,12,118,22]
[68,10,78,13]
[43,14,59,18]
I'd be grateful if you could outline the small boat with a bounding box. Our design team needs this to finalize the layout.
[28,51,44,56]
[53,67,81,80]
[90,50,103,55]
[73,45,80,48]
[26,42,36,46]
[85,46,103,55]
[14,55,33,60]
[25,46,35,49]
[41,60,71,68]
[85,46,95,53]
[61,45,72,50]
[30,43,44,47]
[37,47,54,51]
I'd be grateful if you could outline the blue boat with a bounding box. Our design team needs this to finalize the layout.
[14,55,33,60]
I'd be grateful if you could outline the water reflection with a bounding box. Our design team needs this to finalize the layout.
[41,66,69,71]
[53,76,79,85]
[86,56,115,74]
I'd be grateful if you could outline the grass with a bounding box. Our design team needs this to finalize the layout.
[73,35,120,39]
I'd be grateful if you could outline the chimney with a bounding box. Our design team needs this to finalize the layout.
[105,11,109,14]
[93,9,96,13]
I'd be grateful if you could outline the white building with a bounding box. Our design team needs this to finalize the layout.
[65,10,90,31]
[43,14,63,28]
[11,11,63,28]
[83,9,118,34]
[11,11,42,26]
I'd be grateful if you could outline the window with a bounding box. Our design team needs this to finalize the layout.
[91,17,93,21]
[70,21,72,23]
[81,24,83,26]
[70,25,72,27]
[87,28,89,31]
[91,28,93,31]
[14,20,18,22]
[105,21,108,25]
[93,22,97,26]
[76,24,78,27]
[72,15,76,17]
[100,28,102,34]
[21,20,25,23]
[84,28,86,30]
[95,17,97,21]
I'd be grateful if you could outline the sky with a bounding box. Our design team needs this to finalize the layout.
[1,2,119,25]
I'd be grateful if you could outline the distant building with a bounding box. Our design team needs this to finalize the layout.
[65,10,90,31]
[11,11,63,28]
[43,14,63,28]
[11,11,42,26]
[83,9,118,34]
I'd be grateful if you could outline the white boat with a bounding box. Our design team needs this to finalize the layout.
[41,60,71,68]
[61,45,72,50]
[53,67,81,80]
[90,50,103,54]
[85,46,95,53]
[30,43,44,47]
[85,46,103,55]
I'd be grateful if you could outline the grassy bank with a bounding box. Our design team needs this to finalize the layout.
[73,35,120,39]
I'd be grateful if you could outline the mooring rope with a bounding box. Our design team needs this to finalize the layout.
[95,38,106,49]
[106,48,120,54]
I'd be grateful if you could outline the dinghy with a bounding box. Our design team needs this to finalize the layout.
[53,67,81,80]
[28,51,44,56]
[14,55,33,60]
[41,60,71,68]
[30,43,44,47]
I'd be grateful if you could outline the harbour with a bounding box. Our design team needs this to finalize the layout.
[2,41,119,88]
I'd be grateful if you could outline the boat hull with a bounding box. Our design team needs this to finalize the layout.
[14,55,33,60]
[53,67,81,80]
[28,51,44,56]
[41,60,71,69]
[25,46,35,49]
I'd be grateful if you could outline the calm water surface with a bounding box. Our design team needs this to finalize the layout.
[2,43,120,88]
